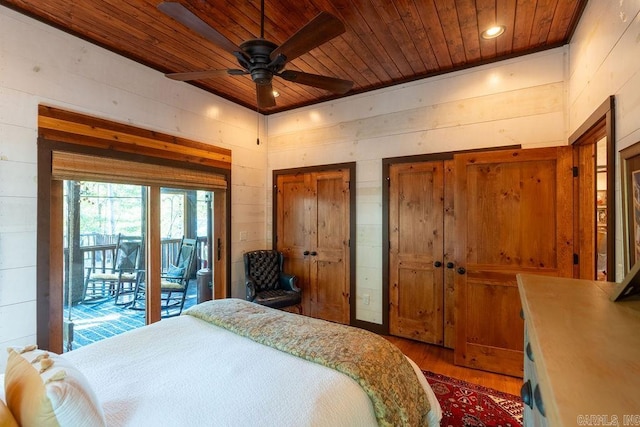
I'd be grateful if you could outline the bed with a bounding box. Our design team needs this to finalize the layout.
[2,299,442,426]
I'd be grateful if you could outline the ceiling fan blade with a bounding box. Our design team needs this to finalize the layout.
[270,12,345,63]
[165,69,246,81]
[279,70,353,94]
[256,83,276,109]
[158,2,248,60]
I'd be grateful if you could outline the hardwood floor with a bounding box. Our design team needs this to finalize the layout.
[385,335,523,396]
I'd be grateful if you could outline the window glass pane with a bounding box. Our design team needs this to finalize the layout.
[61,182,215,350]
[158,188,212,318]
[161,190,185,239]
[62,181,147,352]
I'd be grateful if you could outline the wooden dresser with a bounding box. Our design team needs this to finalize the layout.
[517,274,640,426]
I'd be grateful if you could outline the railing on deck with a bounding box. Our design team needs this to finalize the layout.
[64,236,208,277]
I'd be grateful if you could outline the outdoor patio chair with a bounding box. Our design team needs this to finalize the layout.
[130,236,197,316]
[160,237,197,316]
[244,250,301,311]
[83,234,142,304]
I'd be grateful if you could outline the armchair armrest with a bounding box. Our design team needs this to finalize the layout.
[279,273,300,293]
[246,275,258,301]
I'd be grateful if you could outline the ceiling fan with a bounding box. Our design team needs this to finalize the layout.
[158,1,354,109]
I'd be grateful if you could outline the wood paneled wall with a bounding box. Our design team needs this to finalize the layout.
[568,0,640,281]
[0,5,264,371]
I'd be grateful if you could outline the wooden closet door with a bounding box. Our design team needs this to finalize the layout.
[308,170,350,324]
[443,159,456,348]
[276,169,350,323]
[454,147,573,376]
[389,162,445,344]
[276,173,311,314]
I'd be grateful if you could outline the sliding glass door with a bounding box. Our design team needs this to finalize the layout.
[61,182,216,351]
[62,181,148,352]
[35,104,235,355]
[157,187,207,317]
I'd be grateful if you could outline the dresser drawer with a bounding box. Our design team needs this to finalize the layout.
[518,274,640,426]
[522,324,548,426]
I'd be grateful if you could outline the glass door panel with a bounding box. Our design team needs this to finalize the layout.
[158,187,211,317]
[62,181,148,352]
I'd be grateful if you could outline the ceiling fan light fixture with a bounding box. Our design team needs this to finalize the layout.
[481,25,505,39]
[158,2,353,109]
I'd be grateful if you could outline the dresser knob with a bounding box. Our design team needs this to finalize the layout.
[434,261,442,267]
[526,343,534,362]
[520,380,533,409]
[534,385,546,416]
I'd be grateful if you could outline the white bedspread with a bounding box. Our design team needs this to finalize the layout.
[63,315,441,426]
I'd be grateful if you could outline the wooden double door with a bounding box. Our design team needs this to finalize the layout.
[275,167,351,324]
[389,147,573,376]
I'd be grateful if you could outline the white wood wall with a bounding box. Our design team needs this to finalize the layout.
[569,0,640,281]
[0,6,267,370]
[2,0,639,369]
[267,48,568,324]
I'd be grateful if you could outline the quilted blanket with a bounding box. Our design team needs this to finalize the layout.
[185,299,431,426]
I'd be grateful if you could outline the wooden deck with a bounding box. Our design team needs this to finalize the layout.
[63,280,198,351]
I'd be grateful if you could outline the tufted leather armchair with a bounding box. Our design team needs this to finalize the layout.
[244,250,301,310]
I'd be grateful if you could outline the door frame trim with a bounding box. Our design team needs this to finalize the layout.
[37,140,232,352]
[569,96,616,279]
[272,162,357,326]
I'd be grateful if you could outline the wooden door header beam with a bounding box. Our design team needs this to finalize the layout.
[38,105,231,170]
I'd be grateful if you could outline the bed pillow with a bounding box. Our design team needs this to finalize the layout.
[0,397,18,427]
[4,346,106,427]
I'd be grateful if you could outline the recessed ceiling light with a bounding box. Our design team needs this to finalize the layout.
[482,25,506,39]
[272,90,280,98]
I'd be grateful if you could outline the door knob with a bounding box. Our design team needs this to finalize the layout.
[434,261,442,267]
[303,250,310,256]
[446,262,454,269]
[457,267,466,275]
[310,251,317,256]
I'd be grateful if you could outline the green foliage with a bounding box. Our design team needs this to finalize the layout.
[64,181,211,246]
[78,181,144,238]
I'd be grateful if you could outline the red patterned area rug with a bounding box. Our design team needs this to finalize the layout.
[423,370,523,427]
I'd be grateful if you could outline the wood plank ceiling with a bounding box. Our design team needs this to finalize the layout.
[0,0,586,114]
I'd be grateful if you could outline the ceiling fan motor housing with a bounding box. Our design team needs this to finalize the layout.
[240,39,284,85]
